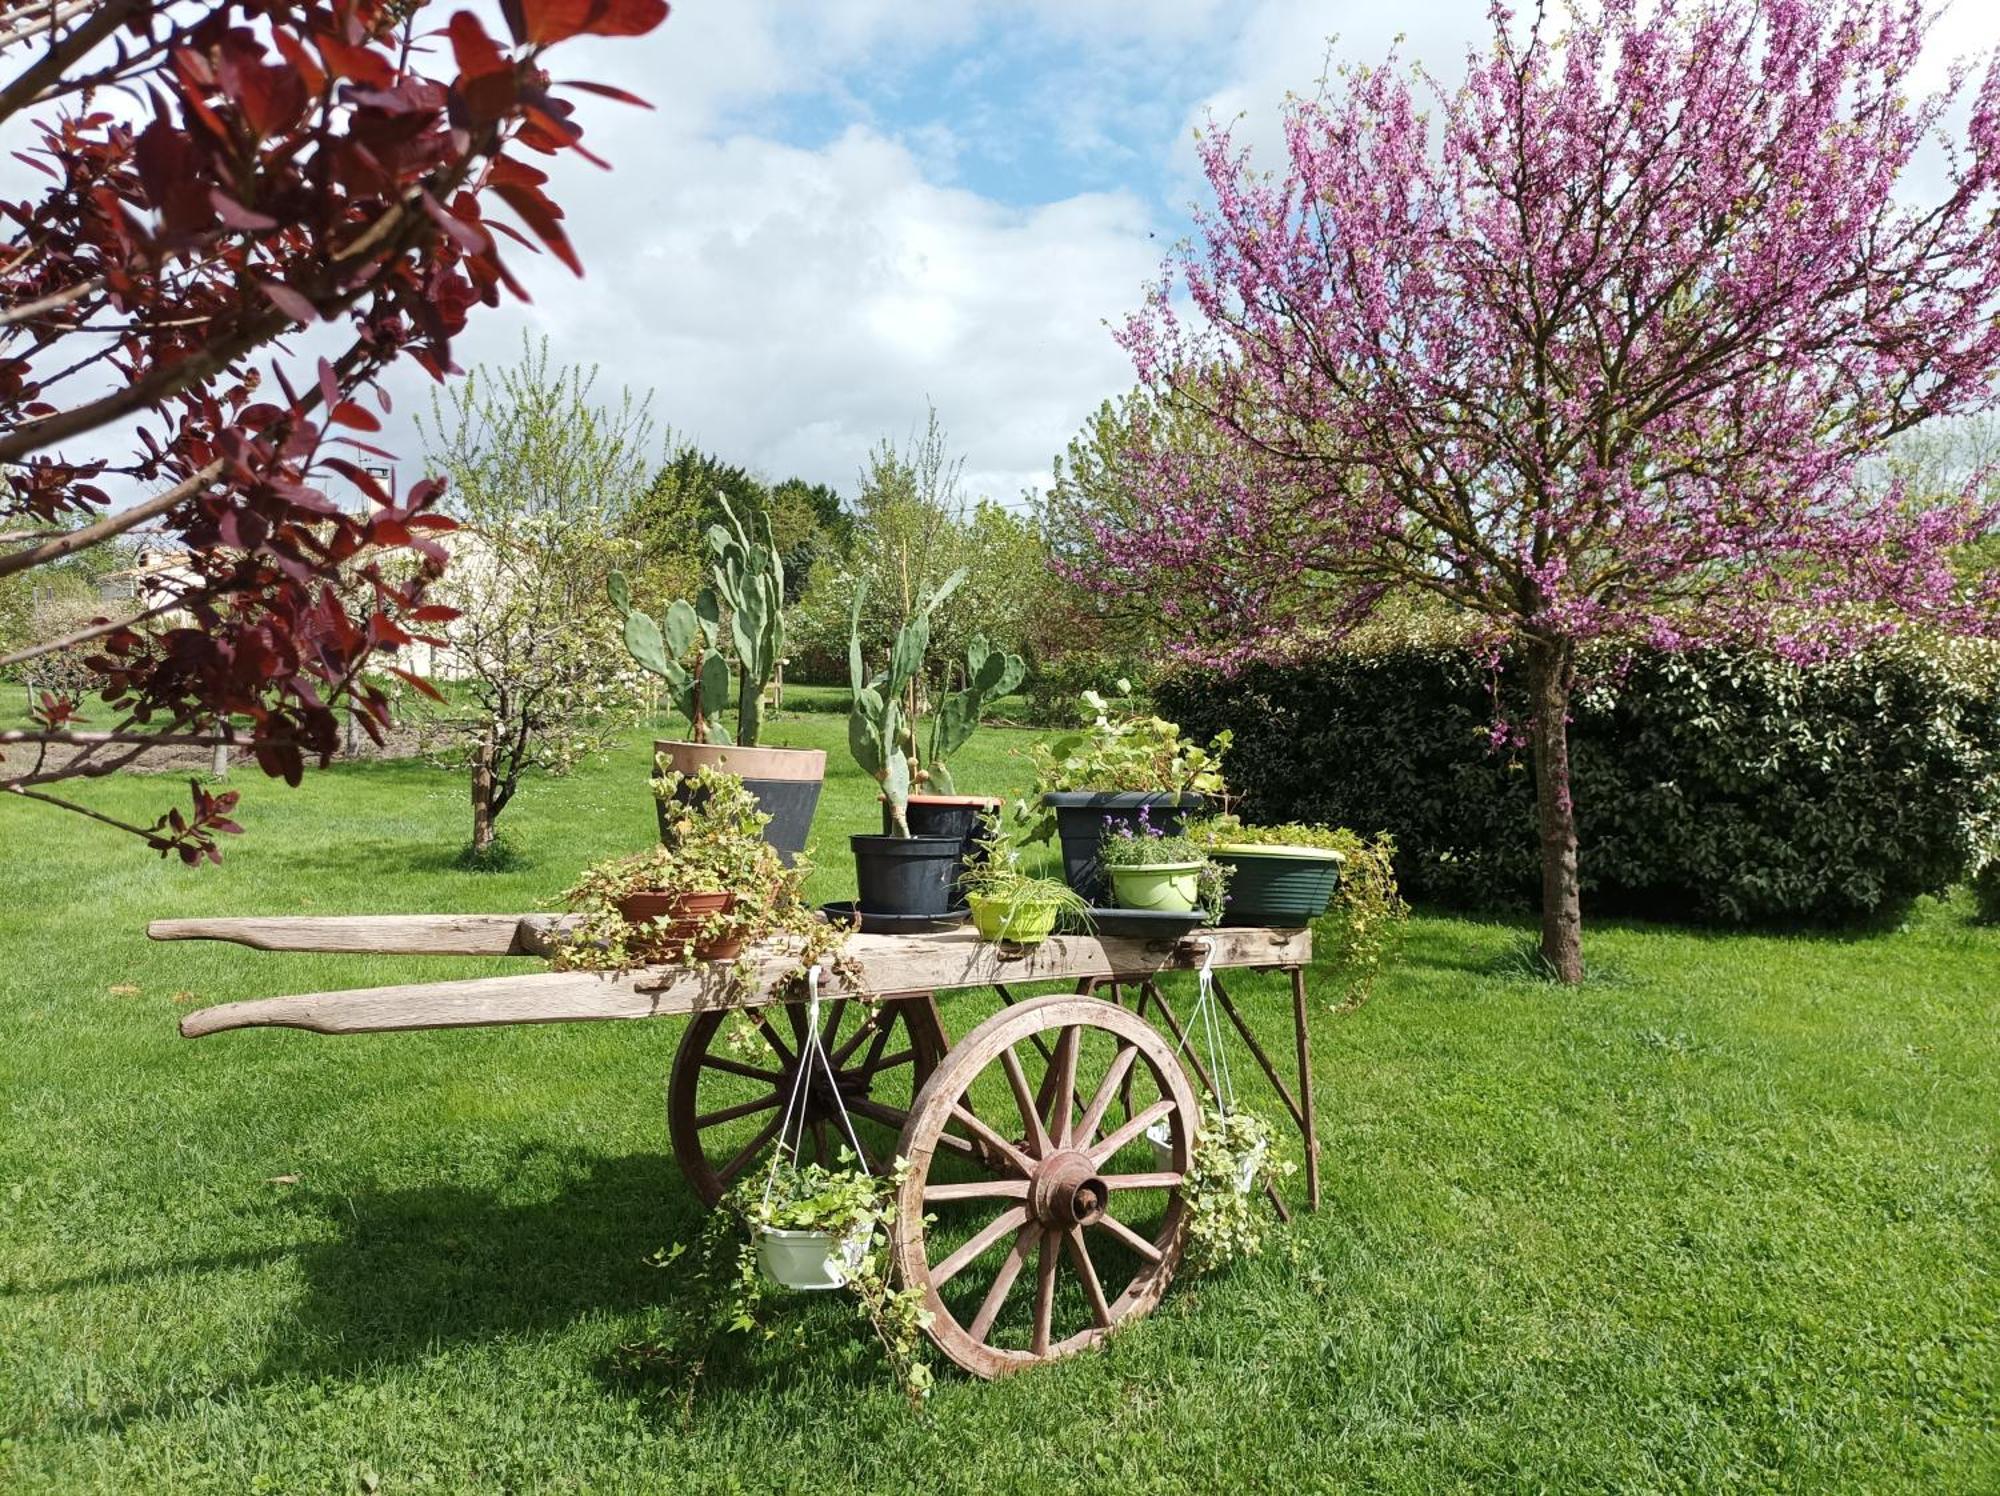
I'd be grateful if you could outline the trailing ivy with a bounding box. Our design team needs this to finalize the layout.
[1158,636,2000,926]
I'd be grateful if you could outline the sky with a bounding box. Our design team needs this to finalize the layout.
[419,0,1517,510]
[10,1,1996,515]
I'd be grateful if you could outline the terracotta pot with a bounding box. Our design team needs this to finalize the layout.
[654,739,827,867]
[615,889,742,960]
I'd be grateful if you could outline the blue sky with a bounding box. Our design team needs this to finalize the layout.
[439,0,1512,508]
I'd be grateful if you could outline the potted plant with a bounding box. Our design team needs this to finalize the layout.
[1030,681,1231,903]
[1191,816,1347,928]
[847,572,968,917]
[1173,1107,1292,1271]
[745,1149,886,1291]
[889,635,1029,884]
[623,1150,936,1405]
[552,763,832,971]
[1097,808,1229,922]
[960,810,1092,949]
[609,495,825,864]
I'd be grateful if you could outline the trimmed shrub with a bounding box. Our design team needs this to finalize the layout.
[1157,637,2000,926]
[1975,863,2000,925]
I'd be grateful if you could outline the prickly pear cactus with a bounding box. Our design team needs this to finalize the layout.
[607,572,733,744]
[847,569,966,834]
[925,634,1027,794]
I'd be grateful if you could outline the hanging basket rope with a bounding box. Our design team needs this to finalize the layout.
[763,964,869,1204]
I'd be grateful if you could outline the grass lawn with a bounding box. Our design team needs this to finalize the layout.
[2,701,1996,1492]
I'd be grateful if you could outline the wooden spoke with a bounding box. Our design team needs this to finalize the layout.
[1075,1043,1138,1146]
[1031,1229,1058,1356]
[693,1093,779,1129]
[948,1102,1036,1177]
[1048,1024,1079,1147]
[1091,1209,1164,1264]
[715,1113,782,1188]
[967,1223,1039,1345]
[1065,1226,1112,1328]
[699,1054,782,1083]
[820,997,849,1049]
[932,1206,1030,1288]
[1091,1098,1175,1165]
[924,1178,1031,1204]
[998,1044,1052,1158]
[669,999,946,1209]
[756,1015,797,1071]
[851,1046,915,1080]
[891,993,1196,1380]
[829,1004,887,1067]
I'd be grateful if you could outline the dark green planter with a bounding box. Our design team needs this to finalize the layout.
[1212,844,1342,927]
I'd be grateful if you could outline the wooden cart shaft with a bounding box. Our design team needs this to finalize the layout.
[152,918,1312,1039]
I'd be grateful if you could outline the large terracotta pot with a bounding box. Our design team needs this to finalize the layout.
[615,889,742,960]
[654,739,826,866]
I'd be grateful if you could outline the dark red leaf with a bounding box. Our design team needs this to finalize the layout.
[386,666,446,702]
[259,279,318,325]
[329,401,381,432]
[556,79,654,108]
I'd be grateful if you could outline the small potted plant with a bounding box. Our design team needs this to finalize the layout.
[1097,808,1229,922]
[1191,816,1347,928]
[847,573,967,918]
[553,763,823,969]
[892,635,1029,889]
[960,809,1092,949]
[1030,681,1231,903]
[609,495,826,865]
[745,1148,886,1290]
[1154,1107,1291,1271]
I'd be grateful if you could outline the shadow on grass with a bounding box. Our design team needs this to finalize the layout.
[45,1146,889,1436]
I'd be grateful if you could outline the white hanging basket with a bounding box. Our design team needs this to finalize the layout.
[1154,1117,1266,1194]
[755,1222,873,1291]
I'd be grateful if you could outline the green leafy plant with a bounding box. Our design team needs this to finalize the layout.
[960,810,1094,942]
[848,569,965,835]
[1097,811,1230,922]
[1189,815,1408,1012]
[609,492,787,745]
[551,762,844,980]
[1030,680,1231,797]
[924,634,1027,794]
[624,1150,935,1406]
[1182,1107,1293,1272]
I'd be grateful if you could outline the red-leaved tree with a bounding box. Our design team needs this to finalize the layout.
[0,0,666,860]
[1085,0,2000,981]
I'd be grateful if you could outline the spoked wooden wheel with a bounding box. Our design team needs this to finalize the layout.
[892,994,1199,1379]
[669,996,948,1207]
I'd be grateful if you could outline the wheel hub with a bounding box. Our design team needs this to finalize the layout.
[1030,1149,1109,1227]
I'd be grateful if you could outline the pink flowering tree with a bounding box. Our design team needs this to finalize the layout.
[1092,0,2000,982]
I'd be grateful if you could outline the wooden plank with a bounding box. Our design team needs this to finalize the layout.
[176,926,1312,1039]
[147,914,577,955]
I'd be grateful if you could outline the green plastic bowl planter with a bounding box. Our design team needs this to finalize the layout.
[966,892,1062,948]
[1106,861,1204,914]
[1209,843,1344,927]
[755,1223,871,1291]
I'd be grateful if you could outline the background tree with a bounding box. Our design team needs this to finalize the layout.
[1087,0,2000,982]
[791,406,1056,689]
[417,342,648,856]
[0,0,667,861]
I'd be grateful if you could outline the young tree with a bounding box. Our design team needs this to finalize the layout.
[418,340,649,854]
[1090,0,2000,982]
[0,0,667,861]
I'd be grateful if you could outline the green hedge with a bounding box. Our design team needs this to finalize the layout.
[1156,639,2000,925]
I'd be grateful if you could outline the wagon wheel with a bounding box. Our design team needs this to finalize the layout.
[892,994,1199,1379]
[668,995,948,1207]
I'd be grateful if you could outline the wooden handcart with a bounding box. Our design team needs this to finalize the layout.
[157,915,1323,1380]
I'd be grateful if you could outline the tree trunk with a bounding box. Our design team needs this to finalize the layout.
[470,730,497,853]
[1525,639,1584,984]
[211,740,228,779]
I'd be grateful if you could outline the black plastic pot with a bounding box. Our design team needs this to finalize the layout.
[883,795,1001,909]
[1212,846,1342,927]
[850,834,963,918]
[654,740,825,866]
[1041,791,1207,905]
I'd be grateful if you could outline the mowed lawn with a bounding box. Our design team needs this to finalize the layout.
[2,703,1997,1492]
